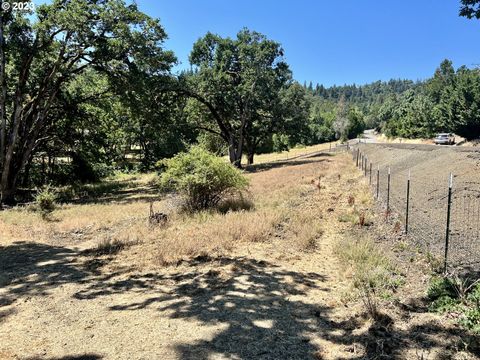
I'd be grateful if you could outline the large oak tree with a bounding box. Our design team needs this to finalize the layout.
[182,29,293,167]
[0,0,175,204]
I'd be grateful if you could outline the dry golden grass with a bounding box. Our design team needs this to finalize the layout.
[376,133,434,145]
[0,152,336,267]
[243,140,338,165]
[1,152,468,360]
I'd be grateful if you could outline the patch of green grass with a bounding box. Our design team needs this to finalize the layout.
[337,210,372,227]
[338,212,357,223]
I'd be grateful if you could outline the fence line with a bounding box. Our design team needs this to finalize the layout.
[351,145,480,272]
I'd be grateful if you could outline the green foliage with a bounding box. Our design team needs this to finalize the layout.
[197,132,228,156]
[2,0,478,207]
[272,134,290,152]
[377,60,480,140]
[0,0,177,203]
[427,276,480,333]
[346,108,366,139]
[427,276,458,300]
[460,0,480,19]
[158,146,249,211]
[184,28,295,166]
[35,186,57,215]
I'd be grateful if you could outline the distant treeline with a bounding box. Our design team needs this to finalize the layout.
[304,60,480,140]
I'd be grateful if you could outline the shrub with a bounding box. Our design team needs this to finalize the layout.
[93,237,126,256]
[35,185,57,215]
[272,133,290,152]
[427,276,480,333]
[158,146,249,211]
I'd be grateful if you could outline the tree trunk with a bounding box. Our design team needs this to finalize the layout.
[245,136,256,166]
[0,164,16,205]
[247,152,254,165]
[21,155,33,187]
[0,13,6,169]
[228,136,243,168]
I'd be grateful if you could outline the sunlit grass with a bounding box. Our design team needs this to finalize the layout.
[247,141,339,165]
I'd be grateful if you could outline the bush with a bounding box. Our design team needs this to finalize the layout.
[272,133,290,153]
[35,185,57,215]
[158,146,249,211]
[427,276,480,333]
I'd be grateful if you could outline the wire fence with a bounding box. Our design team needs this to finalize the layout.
[351,145,480,272]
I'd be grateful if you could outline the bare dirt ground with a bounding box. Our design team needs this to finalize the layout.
[1,153,478,359]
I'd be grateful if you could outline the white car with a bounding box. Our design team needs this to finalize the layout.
[434,133,455,145]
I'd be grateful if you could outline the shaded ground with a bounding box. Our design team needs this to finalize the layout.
[1,153,478,359]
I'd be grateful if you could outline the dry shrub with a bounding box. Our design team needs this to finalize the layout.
[311,177,322,191]
[357,188,373,206]
[286,212,323,251]
[92,237,128,256]
[358,212,366,227]
[294,224,323,251]
[393,221,401,233]
[348,195,355,206]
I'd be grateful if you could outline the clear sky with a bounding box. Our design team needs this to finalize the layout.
[136,0,480,87]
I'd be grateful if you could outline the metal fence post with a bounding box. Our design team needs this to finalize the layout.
[329,142,332,152]
[376,165,380,199]
[369,162,372,185]
[405,170,410,234]
[364,156,367,177]
[386,167,391,221]
[356,149,359,167]
[444,173,453,273]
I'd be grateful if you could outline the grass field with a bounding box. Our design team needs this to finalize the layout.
[247,141,339,165]
[0,152,478,359]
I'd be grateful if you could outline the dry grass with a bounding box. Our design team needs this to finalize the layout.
[154,209,288,266]
[1,152,473,360]
[335,235,397,318]
[0,152,334,267]
[246,141,338,165]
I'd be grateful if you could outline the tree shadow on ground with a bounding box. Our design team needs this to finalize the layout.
[80,255,479,359]
[2,241,479,358]
[0,241,125,321]
[0,242,87,296]
[64,182,162,205]
[26,355,102,360]
[246,157,331,173]
[100,256,330,359]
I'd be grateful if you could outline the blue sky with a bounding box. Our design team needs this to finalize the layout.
[136,0,480,87]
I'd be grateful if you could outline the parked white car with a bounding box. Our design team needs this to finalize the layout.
[434,133,455,145]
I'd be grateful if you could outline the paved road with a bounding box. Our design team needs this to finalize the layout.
[349,130,478,152]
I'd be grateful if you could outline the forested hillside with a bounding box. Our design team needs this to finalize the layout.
[304,60,480,141]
